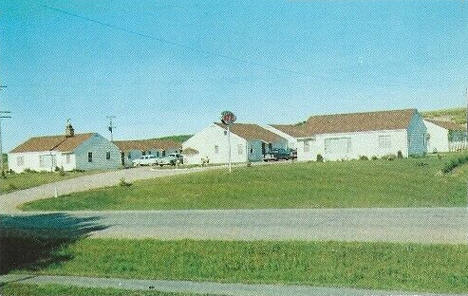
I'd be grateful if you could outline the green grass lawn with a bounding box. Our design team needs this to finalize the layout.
[0,170,101,194]
[22,155,468,211]
[9,239,468,294]
[0,283,213,296]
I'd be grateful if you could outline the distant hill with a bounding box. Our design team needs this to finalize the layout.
[422,107,466,125]
[150,134,193,143]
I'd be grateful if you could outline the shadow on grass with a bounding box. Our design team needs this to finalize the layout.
[0,213,107,275]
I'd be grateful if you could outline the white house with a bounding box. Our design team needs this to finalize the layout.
[114,139,181,167]
[423,119,467,153]
[269,109,427,161]
[182,122,288,165]
[8,122,121,173]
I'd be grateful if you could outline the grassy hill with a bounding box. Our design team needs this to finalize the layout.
[150,134,192,143]
[422,107,466,125]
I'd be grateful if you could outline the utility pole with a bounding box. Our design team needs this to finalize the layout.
[0,85,8,177]
[0,111,11,176]
[107,115,116,142]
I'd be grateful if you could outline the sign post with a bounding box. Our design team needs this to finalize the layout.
[221,111,237,173]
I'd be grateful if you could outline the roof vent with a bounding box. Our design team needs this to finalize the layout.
[65,119,75,137]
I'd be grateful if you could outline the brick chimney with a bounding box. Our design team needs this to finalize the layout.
[65,119,75,137]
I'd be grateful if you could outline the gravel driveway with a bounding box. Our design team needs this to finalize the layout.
[0,166,215,213]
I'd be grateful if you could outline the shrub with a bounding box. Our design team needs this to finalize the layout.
[7,183,18,191]
[1,171,5,179]
[58,167,66,176]
[381,154,396,161]
[359,155,368,160]
[440,154,468,174]
[437,154,442,160]
[371,156,378,161]
[397,150,403,159]
[119,178,132,187]
[416,161,428,167]
[316,154,324,162]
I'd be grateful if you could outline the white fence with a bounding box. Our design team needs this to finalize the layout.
[449,141,468,152]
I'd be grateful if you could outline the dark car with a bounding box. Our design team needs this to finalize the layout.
[264,148,291,161]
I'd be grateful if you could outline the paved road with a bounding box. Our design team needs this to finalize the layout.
[3,208,467,244]
[0,166,218,213]
[0,274,460,296]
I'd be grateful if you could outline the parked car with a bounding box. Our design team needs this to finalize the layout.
[264,148,291,161]
[132,155,159,167]
[158,153,183,166]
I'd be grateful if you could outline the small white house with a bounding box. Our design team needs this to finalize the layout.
[269,109,427,161]
[182,122,288,165]
[114,139,181,167]
[8,122,121,173]
[424,119,467,153]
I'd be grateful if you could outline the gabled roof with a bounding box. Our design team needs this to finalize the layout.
[182,147,199,155]
[215,122,283,143]
[270,124,310,138]
[271,109,417,138]
[424,119,466,131]
[10,133,95,153]
[114,139,181,152]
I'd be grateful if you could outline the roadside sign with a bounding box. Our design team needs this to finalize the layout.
[221,111,236,125]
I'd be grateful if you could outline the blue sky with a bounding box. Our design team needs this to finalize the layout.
[1,0,467,150]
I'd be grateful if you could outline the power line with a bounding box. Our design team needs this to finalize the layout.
[41,5,308,77]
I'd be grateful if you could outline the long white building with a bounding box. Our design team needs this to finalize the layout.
[269,109,428,161]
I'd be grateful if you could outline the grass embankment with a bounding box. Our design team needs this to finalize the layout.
[0,283,210,296]
[22,155,468,211]
[422,107,466,125]
[10,239,468,294]
[0,170,99,194]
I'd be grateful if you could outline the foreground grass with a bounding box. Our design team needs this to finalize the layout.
[0,283,212,296]
[11,239,468,294]
[1,170,102,194]
[23,155,468,210]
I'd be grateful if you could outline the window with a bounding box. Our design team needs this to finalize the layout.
[224,130,228,136]
[162,150,166,157]
[378,135,392,149]
[214,145,219,154]
[156,151,160,157]
[128,152,132,159]
[142,151,146,156]
[17,156,24,166]
[66,154,71,164]
[237,144,243,155]
[304,140,310,153]
[88,152,93,163]
[148,151,152,155]
[324,137,352,154]
[39,155,48,168]
[106,151,111,160]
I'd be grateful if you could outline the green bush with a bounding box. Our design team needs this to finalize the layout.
[7,183,18,191]
[359,155,369,160]
[397,150,404,159]
[381,154,396,161]
[316,154,324,162]
[371,156,378,161]
[441,154,468,174]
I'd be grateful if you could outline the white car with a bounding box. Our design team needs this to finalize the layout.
[132,155,159,167]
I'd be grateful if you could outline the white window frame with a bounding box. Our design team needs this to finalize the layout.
[303,140,310,153]
[378,135,392,149]
[214,145,219,154]
[237,144,243,155]
[17,156,24,167]
[106,151,111,160]
[39,155,48,168]
[66,154,71,164]
[324,137,352,154]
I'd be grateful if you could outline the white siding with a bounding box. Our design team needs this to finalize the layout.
[297,129,408,161]
[423,120,449,153]
[74,134,121,170]
[8,151,62,173]
[182,124,248,164]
